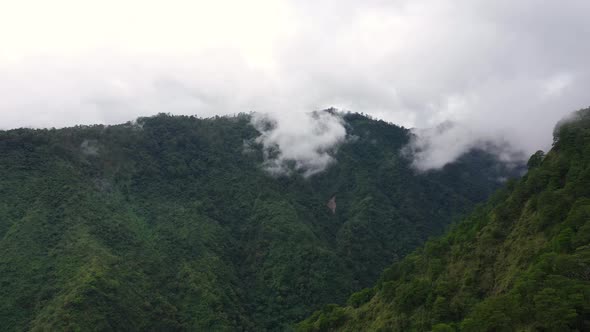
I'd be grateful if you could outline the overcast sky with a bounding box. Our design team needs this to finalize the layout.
[1,0,589,170]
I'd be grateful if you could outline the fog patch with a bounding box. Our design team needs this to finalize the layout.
[80,139,99,156]
[404,122,526,171]
[251,111,346,177]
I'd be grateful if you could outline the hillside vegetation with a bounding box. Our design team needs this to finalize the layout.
[299,108,590,331]
[0,112,518,331]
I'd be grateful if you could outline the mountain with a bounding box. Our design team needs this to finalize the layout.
[0,112,519,331]
[299,108,590,331]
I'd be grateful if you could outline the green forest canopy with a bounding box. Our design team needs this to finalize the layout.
[0,111,522,331]
[299,107,590,332]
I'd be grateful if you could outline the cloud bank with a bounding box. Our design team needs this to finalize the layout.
[1,0,590,170]
[251,111,346,177]
[403,122,526,171]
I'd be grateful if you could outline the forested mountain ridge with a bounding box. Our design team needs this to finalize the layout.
[0,112,520,331]
[299,108,590,331]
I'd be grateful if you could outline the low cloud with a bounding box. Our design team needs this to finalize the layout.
[404,122,525,171]
[80,139,99,156]
[251,111,346,177]
[404,122,479,171]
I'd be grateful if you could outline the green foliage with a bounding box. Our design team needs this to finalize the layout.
[432,323,455,332]
[347,288,375,308]
[296,304,349,332]
[300,107,590,332]
[527,150,545,169]
[394,279,431,313]
[0,112,519,330]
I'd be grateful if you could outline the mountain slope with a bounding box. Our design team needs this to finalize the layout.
[0,112,519,330]
[299,108,590,331]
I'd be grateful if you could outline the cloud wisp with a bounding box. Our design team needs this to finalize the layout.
[251,111,346,177]
[403,122,526,171]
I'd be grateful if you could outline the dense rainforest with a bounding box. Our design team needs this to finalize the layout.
[299,108,590,331]
[0,111,519,331]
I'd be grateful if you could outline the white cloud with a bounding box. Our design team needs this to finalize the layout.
[251,111,346,177]
[404,122,479,171]
[542,73,574,98]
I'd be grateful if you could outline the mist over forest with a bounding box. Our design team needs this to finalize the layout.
[1,1,590,331]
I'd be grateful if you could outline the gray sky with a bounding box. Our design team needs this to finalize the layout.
[1,0,589,170]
